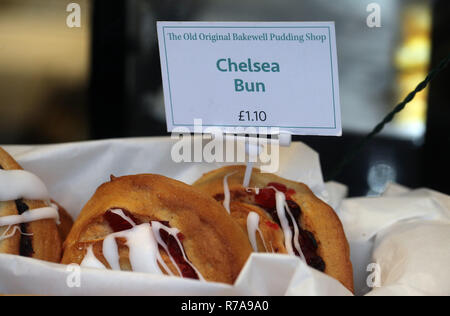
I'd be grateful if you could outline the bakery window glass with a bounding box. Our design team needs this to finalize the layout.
[0,0,91,144]
[1,0,448,196]
[112,0,432,142]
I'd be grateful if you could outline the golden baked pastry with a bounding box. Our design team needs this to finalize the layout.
[194,166,354,292]
[0,147,70,262]
[62,174,253,284]
[53,201,74,243]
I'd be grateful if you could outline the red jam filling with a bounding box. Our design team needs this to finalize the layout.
[103,209,199,279]
[104,209,138,232]
[254,183,326,272]
[265,220,280,230]
[158,229,198,279]
[255,182,296,209]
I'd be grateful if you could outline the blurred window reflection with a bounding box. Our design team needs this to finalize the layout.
[0,0,91,144]
[127,0,431,141]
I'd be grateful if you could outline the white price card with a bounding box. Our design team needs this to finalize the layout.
[157,22,342,136]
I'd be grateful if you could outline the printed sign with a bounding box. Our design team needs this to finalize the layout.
[157,22,342,136]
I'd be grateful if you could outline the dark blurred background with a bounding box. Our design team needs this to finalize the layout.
[0,0,448,196]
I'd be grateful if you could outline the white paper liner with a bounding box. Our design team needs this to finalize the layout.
[0,137,449,296]
[341,184,450,296]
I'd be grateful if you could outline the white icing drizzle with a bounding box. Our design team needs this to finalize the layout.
[110,209,136,228]
[103,223,168,274]
[246,212,268,252]
[102,211,171,274]
[152,222,205,281]
[85,211,204,280]
[0,225,33,242]
[284,201,306,262]
[275,191,294,255]
[223,172,237,214]
[275,191,306,261]
[102,233,122,270]
[0,169,60,234]
[81,245,107,269]
[50,202,59,212]
[0,169,50,201]
[128,224,166,273]
[0,206,60,227]
[151,222,182,276]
